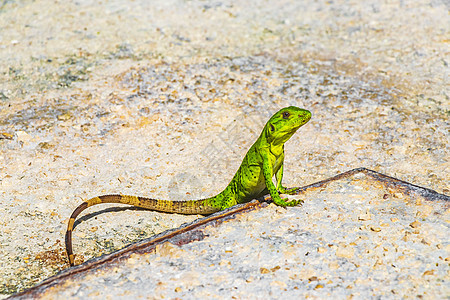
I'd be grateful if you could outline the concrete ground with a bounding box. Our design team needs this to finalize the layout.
[0,0,448,297]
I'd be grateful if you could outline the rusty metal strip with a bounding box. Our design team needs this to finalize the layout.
[292,167,449,202]
[8,168,449,299]
[363,168,449,202]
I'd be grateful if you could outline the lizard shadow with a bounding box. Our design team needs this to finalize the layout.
[73,206,150,230]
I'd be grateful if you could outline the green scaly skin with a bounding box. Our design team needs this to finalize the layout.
[66,106,311,266]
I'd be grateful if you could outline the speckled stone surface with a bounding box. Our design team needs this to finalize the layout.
[12,171,450,299]
[0,0,448,297]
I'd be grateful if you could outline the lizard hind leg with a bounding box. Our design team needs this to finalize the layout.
[219,193,239,211]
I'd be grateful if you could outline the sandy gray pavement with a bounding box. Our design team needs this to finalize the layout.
[0,0,448,297]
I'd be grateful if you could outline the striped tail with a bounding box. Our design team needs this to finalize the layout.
[65,194,220,266]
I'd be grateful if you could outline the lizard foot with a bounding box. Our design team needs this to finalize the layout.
[278,187,299,195]
[272,197,304,207]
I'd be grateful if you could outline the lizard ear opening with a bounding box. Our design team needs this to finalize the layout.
[270,124,275,132]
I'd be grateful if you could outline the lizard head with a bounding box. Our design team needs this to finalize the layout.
[264,106,311,145]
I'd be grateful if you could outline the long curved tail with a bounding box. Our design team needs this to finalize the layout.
[65,194,220,266]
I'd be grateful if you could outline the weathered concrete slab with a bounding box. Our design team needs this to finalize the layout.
[10,168,449,299]
[0,0,448,297]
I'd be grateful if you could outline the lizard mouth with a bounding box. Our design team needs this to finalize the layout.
[297,111,312,126]
[294,114,311,127]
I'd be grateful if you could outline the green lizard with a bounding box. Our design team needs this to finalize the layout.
[66,106,311,266]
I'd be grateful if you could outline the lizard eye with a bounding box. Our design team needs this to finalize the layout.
[282,112,290,119]
[270,124,275,131]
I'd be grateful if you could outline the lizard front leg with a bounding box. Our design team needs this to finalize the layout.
[275,164,301,196]
[262,155,302,207]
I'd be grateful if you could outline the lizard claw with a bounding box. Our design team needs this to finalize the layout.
[272,196,304,207]
[285,199,304,207]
